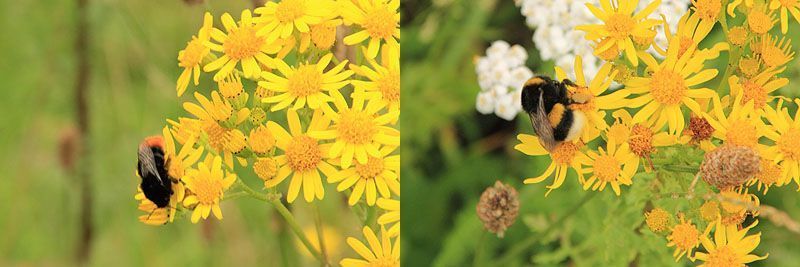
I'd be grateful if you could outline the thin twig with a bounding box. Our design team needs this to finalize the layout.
[314,204,330,267]
[74,0,93,262]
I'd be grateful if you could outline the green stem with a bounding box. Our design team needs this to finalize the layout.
[222,191,248,201]
[472,231,488,267]
[494,192,597,265]
[313,204,330,266]
[233,179,328,265]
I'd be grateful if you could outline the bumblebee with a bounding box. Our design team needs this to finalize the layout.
[520,76,590,152]
[137,136,174,209]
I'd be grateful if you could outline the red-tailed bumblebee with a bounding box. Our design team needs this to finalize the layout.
[137,136,174,209]
[520,76,589,152]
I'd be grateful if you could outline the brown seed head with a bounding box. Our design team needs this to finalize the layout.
[476,181,520,238]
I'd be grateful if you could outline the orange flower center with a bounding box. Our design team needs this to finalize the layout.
[594,155,621,182]
[355,157,385,179]
[310,23,337,49]
[740,80,767,109]
[286,135,322,172]
[275,0,306,23]
[650,69,687,105]
[694,0,721,21]
[287,65,323,97]
[179,38,207,68]
[223,25,265,60]
[778,128,800,160]
[725,120,758,148]
[704,246,742,267]
[748,9,774,34]
[551,142,579,165]
[378,70,400,104]
[606,14,635,40]
[363,5,397,39]
[669,222,700,250]
[193,173,224,204]
[338,110,378,145]
[756,159,781,186]
[630,124,654,157]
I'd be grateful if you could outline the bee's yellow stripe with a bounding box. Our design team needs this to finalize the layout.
[548,103,565,128]
[525,77,546,87]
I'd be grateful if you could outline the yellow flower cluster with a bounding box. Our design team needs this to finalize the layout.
[512,0,800,264]
[135,3,401,262]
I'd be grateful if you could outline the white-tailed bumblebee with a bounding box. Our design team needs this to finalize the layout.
[520,76,589,152]
[137,136,173,209]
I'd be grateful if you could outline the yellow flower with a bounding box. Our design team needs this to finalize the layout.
[694,220,768,266]
[254,0,333,43]
[260,53,354,111]
[770,0,800,33]
[695,0,723,21]
[576,0,662,66]
[702,93,765,150]
[328,146,399,206]
[377,198,400,237]
[267,109,337,203]
[299,18,343,52]
[747,6,777,35]
[755,34,795,68]
[666,215,701,260]
[729,68,788,112]
[645,207,672,233]
[177,12,213,96]
[341,226,399,267]
[515,136,585,196]
[554,56,624,132]
[761,99,800,187]
[340,0,400,58]
[608,110,686,159]
[747,159,782,194]
[183,91,250,167]
[576,141,639,196]
[311,91,400,168]
[204,10,281,80]
[167,117,202,145]
[351,42,401,113]
[182,155,237,223]
[657,11,728,59]
[622,36,719,135]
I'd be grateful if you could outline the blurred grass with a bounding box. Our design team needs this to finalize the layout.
[402,0,800,266]
[0,0,363,266]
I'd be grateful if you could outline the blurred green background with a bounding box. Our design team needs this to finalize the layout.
[401,0,800,266]
[0,0,363,266]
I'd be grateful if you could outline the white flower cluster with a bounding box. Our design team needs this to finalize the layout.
[516,0,690,80]
[474,41,534,121]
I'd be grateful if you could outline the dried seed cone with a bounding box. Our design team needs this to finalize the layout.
[700,145,760,190]
[476,181,519,238]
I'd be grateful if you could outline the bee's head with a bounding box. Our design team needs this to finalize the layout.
[521,76,549,113]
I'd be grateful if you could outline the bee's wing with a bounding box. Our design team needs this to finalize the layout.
[138,145,164,185]
[529,92,557,152]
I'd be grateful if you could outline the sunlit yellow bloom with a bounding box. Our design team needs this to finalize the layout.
[300,18,343,52]
[761,99,800,187]
[183,91,251,167]
[622,37,719,135]
[341,0,400,58]
[555,56,623,133]
[576,141,639,196]
[204,10,280,80]
[328,146,399,205]
[182,155,237,223]
[267,109,337,203]
[694,220,768,266]
[341,226,399,267]
[177,12,213,96]
[576,0,662,66]
[254,0,333,43]
[260,53,353,111]
[377,198,400,237]
[607,110,686,160]
[747,159,782,194]
[702,93,766,150]
[747,6,777,35]
[729,68,788,112]
[311,91,400,168]
[657,11,728,59]
[754,34,795,68]
[770,0,800,33]
[667,214,700,260]
[515,135,585,196]
[695,0,723,21]
[351,42,401,113]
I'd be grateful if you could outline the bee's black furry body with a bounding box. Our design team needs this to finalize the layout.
[137,146,172,208]
[521,76,586,151]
